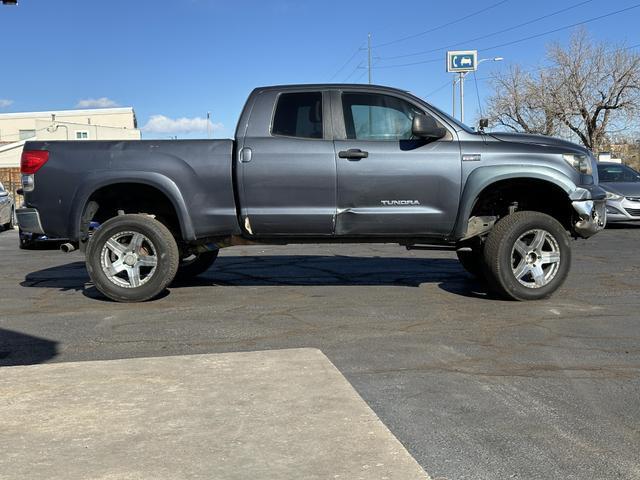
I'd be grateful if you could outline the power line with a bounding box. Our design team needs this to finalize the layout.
[379,0,595,61]
[423,80,452,98]
[373,0,511,49]
[329,43,365,81]
[373,3,640,69]
[481,4,640,53]
[343,62,365,82]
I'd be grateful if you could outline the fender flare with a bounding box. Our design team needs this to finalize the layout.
[453,165,577,240]
[68,171,196,241]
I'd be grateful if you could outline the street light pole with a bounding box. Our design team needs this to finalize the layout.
[459,72,466,124]
[457,56,503,123]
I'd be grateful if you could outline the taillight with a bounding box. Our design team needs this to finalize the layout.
[21,150,49,174]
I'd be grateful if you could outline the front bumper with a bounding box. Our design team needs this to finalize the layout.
[16,207,44,235]
[572,199,606,238]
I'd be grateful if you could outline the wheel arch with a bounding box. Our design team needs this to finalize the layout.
[454,166,577,240]
[69,172,196,243]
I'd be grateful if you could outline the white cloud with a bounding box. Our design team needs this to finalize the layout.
[142,114,224,134]
[76,97,119,108]
[0,99,13,108]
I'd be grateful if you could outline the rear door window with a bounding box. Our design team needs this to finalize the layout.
[272,92,323,139]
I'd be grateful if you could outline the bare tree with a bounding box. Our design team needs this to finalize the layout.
[486,65,557,136]
[486,29,640,151]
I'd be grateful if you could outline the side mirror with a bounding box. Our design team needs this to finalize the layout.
[478,118,489,130]
[412,114,447,140]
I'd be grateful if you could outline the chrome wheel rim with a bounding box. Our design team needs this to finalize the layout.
[511,229,561,289]
[100,231,158,288]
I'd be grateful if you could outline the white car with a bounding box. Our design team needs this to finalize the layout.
[0,182,15,230]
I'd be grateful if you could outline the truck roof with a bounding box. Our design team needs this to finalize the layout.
[253,84,411,95]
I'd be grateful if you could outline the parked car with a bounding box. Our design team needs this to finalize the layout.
[17,84,606,303]
[0,181,15,230]
[597,162,640,222]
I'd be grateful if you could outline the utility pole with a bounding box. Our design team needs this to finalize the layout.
[367,33,372,85]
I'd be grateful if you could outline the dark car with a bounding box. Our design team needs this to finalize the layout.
[597,162,640,222]
[0,181,15,230]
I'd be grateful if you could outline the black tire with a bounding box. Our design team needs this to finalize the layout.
[456,246,485,279]
[483,211,571,301]
[174,250,219,281]
[85,214,179,302]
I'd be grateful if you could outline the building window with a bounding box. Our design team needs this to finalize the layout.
[19,129,36,140]
[75,131,89,140]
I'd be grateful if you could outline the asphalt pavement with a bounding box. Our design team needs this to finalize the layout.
[1,226,639,480]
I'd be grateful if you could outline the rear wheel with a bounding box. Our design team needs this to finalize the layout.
[174,250,219,281]
[483,211,571,301]
[456,245,485,279]
[86,214,179,302]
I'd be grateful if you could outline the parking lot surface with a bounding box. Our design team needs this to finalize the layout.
[1,227,639,480]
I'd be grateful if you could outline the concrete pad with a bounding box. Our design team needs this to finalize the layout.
[0,348,429,480]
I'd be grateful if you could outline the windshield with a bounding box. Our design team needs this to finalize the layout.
[597,163,640,183]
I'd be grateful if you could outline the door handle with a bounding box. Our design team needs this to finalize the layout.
[338,149,368,160]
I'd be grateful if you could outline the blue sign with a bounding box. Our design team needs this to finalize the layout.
[447,50,477,73]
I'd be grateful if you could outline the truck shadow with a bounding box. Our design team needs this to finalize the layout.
[0,328,58,366]
[20,256,492,300]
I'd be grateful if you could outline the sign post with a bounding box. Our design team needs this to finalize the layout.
[447,50,477,123]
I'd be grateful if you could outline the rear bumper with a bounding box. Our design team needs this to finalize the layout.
[16,208,44,235]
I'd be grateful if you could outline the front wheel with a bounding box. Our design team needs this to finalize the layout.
[483,211,571,301]
[86,214,179,302]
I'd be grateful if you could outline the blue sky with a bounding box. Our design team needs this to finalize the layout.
[0,0,639,138]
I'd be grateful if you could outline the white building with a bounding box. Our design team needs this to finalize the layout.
[0,107,141,168]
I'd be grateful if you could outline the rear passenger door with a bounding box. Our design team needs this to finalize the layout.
[237,90,337,236]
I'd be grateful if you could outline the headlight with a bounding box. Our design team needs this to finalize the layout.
[563,154,592,175]
[605,191,623,201]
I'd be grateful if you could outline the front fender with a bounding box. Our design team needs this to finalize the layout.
[453,165,578,240]
[69,171,196,241]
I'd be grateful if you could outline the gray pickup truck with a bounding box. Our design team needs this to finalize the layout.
[17,84,606,302]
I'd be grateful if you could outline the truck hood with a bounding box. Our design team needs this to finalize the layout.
[600,182,640,197]
[488,132,586,152]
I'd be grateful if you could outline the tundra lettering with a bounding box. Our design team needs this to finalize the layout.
[381,200,421,206]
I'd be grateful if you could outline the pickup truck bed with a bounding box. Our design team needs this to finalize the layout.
[24,139,239,241]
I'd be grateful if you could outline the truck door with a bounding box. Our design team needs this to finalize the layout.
[332,90,462,237]
[236,90,336,236]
